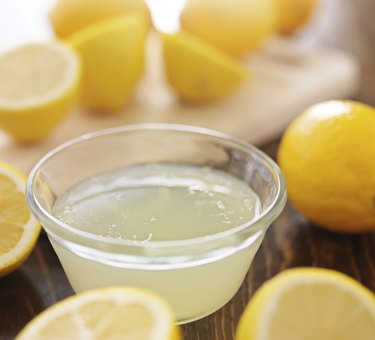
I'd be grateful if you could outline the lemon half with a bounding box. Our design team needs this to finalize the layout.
[0,42,81,143]
[0,161,41,277]
[67,13,148,112]
[236,268,375,340]
[162,31,249,104]
[16,286,181,340]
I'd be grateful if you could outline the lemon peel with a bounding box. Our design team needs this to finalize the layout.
[278,100,375,233]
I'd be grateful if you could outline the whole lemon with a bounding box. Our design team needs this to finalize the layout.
[274,0,317,34]
[49,0,151,38]
[278,100,375,233]
[180,0,277,57]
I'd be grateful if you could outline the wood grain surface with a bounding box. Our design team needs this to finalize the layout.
[1,0,375,339]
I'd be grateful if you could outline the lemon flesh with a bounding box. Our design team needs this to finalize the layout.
[16,287,181,340]
[67,12,148,112]
[236,268,375,340]
[180,0,276,57]
[162,31,249,104]
[0,161,41,277]
[0,42,80,142]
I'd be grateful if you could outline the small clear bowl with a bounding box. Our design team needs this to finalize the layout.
[26,124,286,324]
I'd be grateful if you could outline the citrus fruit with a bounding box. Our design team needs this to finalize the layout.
[236,267,375,340]
[278,100,375,233]
[180,0,277,57]
[274,0,317,34]
[67,12,148,112]
[0,42,80,143]
[50,0,151,38]
[0,161,41,277]
[162,31,249,103]
[16,286,181,340]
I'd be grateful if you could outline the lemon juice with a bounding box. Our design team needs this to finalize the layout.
[50,163,264,322]
[53,163,261,241]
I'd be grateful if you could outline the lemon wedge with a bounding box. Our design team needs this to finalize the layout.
[236,268,375,340]
[67,12,148,112]
[162,31,249,104]
[0,161,41,277]
[0,42,80,143]
[16,286,181,340]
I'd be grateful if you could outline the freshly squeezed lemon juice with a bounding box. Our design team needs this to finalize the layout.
[53,163,261,241]
[51,163,263,322]
[27,125,287,323]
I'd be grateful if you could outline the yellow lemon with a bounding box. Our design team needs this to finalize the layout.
[50,0,151,38]
[0,42,80,143]
[67,12,148,112]
[274,0,317,34]
[16,286,181,340]
[162,31,249,103]
[0,161,41,277]
[236,268,375,340]
[180,0,277,57]
[278,100,375,233]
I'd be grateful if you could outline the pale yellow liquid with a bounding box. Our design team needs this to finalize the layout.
[53,163,261,240]
[51,163,264,323]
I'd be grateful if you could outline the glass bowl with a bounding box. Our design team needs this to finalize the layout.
[26,124,286,324]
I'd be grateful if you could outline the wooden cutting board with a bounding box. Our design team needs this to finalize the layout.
[0,2,360,174]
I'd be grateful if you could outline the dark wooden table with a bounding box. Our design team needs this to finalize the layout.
[1,0,375,339]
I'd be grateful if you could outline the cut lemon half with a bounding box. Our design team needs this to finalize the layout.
[162,30,249,104]
[16,286,181,340]
[0,161,41,277]
[67,12,148,112]
[0,42,80,143]
[236,268,375,340]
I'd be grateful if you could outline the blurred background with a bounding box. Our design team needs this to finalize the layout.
[0,0,366,169]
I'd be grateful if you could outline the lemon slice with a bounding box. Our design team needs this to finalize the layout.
[236,268,375,340]
[162,30,249,104]
[0,161,41,277]
[67,12,148,112]
[16,286,181,340]
[0,42,81,143]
